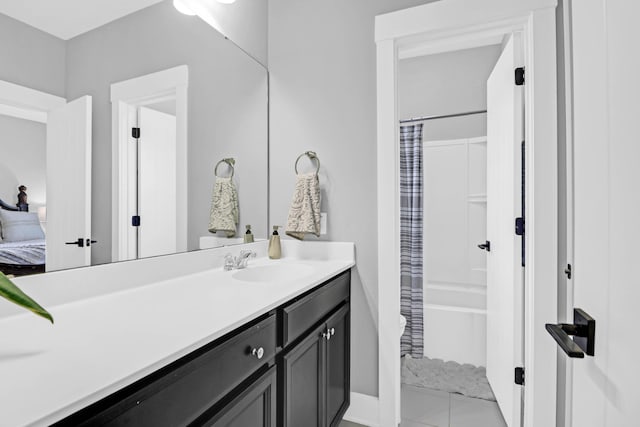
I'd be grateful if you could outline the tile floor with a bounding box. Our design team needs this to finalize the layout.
[340,384,507,427]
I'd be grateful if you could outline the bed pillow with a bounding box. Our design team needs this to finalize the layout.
[0,210,45,242]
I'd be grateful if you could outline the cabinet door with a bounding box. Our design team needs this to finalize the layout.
[325,305,350,427]
[203,367,277,427]
[281,323,326,427]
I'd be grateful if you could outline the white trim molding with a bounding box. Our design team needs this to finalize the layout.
[343,392,380,427]
[110,65,189,262]
[375,1,559,426]
[0,79,65,122]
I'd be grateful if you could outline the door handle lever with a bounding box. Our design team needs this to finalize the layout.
[545,308,595,358]
[65,238,85,247]
[477,241,490,252]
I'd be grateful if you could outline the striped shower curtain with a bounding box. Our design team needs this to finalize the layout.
[400,124,424,358]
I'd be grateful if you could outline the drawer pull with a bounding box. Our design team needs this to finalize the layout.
[329,328,335,336]
[251,347,265,360]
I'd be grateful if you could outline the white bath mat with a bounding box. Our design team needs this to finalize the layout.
[401,355,496,401]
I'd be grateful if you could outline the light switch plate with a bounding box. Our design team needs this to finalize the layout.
[320,213,327,235]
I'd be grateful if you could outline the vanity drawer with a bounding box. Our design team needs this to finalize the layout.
[281,270,350,347]
[65,314,277,427]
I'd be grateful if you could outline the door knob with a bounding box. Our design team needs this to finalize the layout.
[545,308,595,358]
[477,241,491,252]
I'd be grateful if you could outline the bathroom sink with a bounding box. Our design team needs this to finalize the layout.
[232,263,314,283]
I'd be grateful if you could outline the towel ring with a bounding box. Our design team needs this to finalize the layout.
[215,158,235,178]
[294,151,320,175]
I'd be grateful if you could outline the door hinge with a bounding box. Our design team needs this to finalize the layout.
[564,264,572,279]
[515,67,525,85]
[515,217,525,236]
[478,241,491,252]
[132,215,141,227]
[515,367,525,385]
[132,127,140,139]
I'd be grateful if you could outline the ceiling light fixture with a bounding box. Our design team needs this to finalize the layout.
[173,0,196,15]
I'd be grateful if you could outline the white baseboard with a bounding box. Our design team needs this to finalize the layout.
[343,392,380,427]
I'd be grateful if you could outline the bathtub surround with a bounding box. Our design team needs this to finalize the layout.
[399,124,425,358]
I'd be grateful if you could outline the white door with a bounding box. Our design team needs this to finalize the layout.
[46,96,92,271]
[137,106,177,258]
[486,34,524,427]
[567,1,640,425]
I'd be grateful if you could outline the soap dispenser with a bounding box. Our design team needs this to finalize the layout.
[244,224,254,243]
[268,226,282,259]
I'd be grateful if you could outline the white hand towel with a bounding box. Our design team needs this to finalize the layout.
[208,177,239,237]
[286,173,321,240]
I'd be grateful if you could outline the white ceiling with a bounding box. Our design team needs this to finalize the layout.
[0,0,165,40]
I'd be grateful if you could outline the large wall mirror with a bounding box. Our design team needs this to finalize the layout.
[0,0,268,276]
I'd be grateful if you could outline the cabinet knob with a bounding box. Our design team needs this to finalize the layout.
[251,347,265,360]
[322,328,335,341]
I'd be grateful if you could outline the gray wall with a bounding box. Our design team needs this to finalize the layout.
[268,0,438,397]
[198,0,268,66]
[0,115,46,207]
[65,0,268,265]
[0,13,66,97]
[399,45,503,141]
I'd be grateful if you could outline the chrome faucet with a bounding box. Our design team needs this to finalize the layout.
[224,250,257,271]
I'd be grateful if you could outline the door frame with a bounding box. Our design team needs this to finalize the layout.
[0,79,65,122]
[0,79,66,239]
[110,65,189,262]
[375,1,558,426]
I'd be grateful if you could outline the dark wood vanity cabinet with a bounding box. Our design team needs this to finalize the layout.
[199,366,277,427]
[280,270,351,427]
[54,269,350,427]
[281,305,350,427]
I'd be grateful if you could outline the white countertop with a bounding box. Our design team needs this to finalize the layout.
[0,241,354,426]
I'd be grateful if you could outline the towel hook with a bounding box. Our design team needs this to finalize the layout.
[215,158,235,178]
[294,151,320,175]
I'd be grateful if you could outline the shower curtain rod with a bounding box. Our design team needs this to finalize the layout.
[399,109,487,124]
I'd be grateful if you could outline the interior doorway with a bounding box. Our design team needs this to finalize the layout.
[124,102,178,260]
[0,79,93,273]
[375,2,559,427]
[396,35,524,427]
[110,65,188,262]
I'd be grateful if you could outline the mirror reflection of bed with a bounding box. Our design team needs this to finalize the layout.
[0,193,46,276]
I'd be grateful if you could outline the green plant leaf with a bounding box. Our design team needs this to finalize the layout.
[0,272,53,323]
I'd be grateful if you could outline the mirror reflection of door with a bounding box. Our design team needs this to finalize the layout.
[111,66,187,262]
[0,81,93,274]
[132,104,178,259]
[46,96,93,272]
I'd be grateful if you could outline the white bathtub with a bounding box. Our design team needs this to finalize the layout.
[422,281,486,367]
